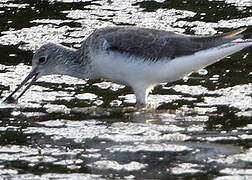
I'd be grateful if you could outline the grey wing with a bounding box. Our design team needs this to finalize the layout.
[89,27,202,60]
[86,27,246,60]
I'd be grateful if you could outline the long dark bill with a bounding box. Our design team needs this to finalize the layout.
[3,69,38,104]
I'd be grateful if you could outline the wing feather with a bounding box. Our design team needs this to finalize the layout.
[84,27,245,60]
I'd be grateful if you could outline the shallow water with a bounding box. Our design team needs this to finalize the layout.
[0,0,252,179]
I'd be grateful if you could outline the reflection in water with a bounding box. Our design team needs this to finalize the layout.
[0,0,252,179]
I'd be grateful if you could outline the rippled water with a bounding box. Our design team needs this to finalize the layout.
[0,0,252,179]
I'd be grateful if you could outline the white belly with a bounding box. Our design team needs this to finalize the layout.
[91,51,170,88]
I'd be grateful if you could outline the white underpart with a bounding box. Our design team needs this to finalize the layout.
[91,41,252,105]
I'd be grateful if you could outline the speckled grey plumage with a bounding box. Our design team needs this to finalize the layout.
[3,26,251,106]
[83,26,245,60]
[33,43,92,78]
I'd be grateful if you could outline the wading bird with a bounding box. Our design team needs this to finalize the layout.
[3,27,252,107]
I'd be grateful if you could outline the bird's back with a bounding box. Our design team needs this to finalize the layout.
[82,26,246,61]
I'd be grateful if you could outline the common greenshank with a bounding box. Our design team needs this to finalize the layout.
[3,27,252,107]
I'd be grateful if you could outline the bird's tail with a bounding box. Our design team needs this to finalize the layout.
[220,27,247,39]
[191,28,249,48]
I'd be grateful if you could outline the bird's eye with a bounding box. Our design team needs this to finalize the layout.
[39,57,47,64]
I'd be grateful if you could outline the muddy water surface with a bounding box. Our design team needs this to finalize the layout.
[0,0,252,179]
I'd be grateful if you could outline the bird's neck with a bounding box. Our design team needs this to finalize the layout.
[55,46,92,79]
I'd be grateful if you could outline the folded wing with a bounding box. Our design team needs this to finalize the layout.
[85,27,246,61]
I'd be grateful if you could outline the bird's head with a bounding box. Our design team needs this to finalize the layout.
[2,43,74,103]
[31,43,60,77]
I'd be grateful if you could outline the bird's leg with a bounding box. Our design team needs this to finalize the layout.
[136,94,147,109]
[133,85,155,109]
[133,86,148,108]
